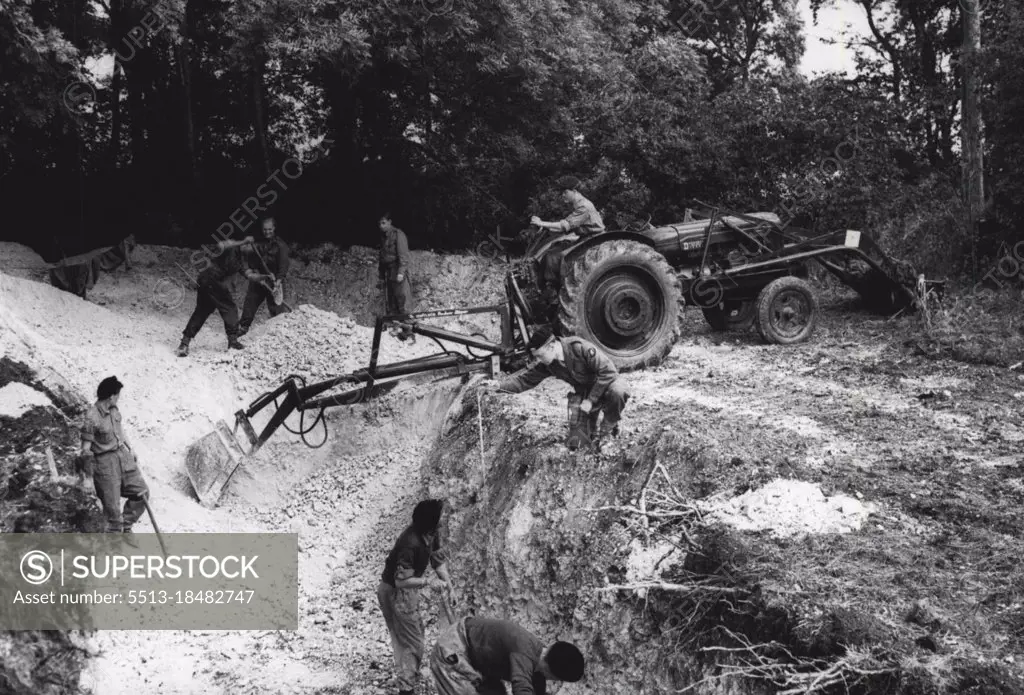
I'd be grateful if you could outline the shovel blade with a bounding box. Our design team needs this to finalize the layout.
[185,420,247,509]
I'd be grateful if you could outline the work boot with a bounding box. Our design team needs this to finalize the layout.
[228,337,245,350]
[237,326,249,338]
[121,529,140,549]
[175,338,190,357]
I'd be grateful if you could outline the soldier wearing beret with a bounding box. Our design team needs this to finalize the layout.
[77,376,150,534]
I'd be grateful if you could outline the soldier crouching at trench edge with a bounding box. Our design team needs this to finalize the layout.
[483,326,630,447]
[76,376,150,535]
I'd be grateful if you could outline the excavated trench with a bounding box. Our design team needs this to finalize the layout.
[3,236,1021,694]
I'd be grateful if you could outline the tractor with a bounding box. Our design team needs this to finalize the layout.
[183,202,928,507]
[509,202,922,371]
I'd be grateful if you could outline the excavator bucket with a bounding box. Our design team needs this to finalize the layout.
[185,419,249,509]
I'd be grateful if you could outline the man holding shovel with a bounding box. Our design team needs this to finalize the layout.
[238,216,291,337]
[175,236,264,356]
[77,377,150,537]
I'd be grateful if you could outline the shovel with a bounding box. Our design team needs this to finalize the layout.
[250,245,292,311]
[438,584,457,628]
[143,498,169,558]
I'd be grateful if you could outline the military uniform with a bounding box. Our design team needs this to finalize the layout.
[496,336,630,430]
[379,227,412,315]
[431,618,550,695]
[182,247,246,344]
[377,523,448,693]
[240,236,291,333]
[542,194,605,289]
[80,400,149,532]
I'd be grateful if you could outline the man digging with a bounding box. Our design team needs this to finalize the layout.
[377,499,453,695]
[238,216,291,337]
[485,326,630,451]
[429,617,585,695]
[175,236,266,356]
[77,376,150,539]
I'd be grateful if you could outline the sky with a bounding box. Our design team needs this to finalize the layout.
[798,0,871,78]
[88,0,870,81]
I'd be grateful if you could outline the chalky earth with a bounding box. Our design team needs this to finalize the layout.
[1,241,1021,694]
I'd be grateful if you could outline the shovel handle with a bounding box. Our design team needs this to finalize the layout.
[143,499,169,558]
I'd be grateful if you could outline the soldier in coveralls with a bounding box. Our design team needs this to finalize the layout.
[429,617,584,695]
[487,326,630,442]
[377,499,453,695]
[379,213,414,341]
[77,376,150,535]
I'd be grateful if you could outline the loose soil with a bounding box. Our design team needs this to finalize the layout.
[1,241,1022,694]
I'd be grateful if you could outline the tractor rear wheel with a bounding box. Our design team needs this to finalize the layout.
[559,240,681,371]
[754,276,818,344]
[702,300,755,332]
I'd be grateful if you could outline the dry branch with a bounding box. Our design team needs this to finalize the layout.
[595,581,744,594]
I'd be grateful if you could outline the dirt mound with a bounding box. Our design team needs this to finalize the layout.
[288,244,505,325]
[228,303,489,396]
[0,382,53,418]
[701,478,877,537]
[0,242,49,282]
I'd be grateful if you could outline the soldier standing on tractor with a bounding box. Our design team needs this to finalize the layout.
[485,326,630,447]
[175,236,265,357]
[529,176,605,301]
[238,216,291,337]
[379,213,414,341]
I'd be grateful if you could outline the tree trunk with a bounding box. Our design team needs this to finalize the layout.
[251,51,271,180]
[178,0,198,234]
[961,0,985,270]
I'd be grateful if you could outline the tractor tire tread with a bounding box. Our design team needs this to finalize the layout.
[754,276,818,345]
[558,240,682,372]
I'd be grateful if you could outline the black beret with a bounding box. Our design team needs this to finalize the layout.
[527,326,556,351]
[97,376,124,400]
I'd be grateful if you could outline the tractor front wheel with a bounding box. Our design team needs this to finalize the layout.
[559,240,682,371]
[754,276,818,344]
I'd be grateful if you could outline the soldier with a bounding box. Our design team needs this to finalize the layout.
[77,376,150,536]
[429,616,585,695]
[378,213,414,341]
[377,499,453,695]
[238,216,291,337]
[486,326,629,443]
[529,176,605,297]
[175,236,264,357]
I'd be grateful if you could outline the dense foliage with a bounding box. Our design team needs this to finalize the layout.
[0,0,1019,271]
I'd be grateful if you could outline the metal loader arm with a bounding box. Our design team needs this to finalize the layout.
[233,290,533,454]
